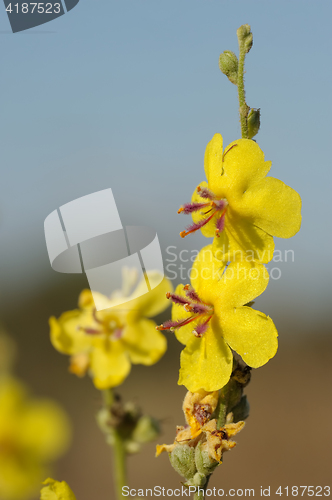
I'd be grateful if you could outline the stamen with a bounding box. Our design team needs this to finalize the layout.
[193,315,213,337]
[112,328,123,340]
[180,211,218,238]
[157,285,214,338]
[184,286,203,303]
[166,292,191,306]
[78,326,103,335]
[185,303,211,315]
[215,213,226,237]
[178,202,210,214]
[197,185,217,200]
[156,315,200,331]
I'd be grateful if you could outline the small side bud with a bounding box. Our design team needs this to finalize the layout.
[219,50,238,85]
[169,444,197,480]
[231,395,250,422]
[237,24,253,53]
[186,472,207,488]
[247,108,260,139]
[132,415,160,444]
[195,442,219,477]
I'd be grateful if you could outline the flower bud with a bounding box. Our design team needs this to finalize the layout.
[195,442,219,477]
[186,472,207,488]
[237,24,253,53]
[219,50,238,85]
[169,444,197,480]
[132,415,160,444]
[231,395,250,422]
[247,108,260,139]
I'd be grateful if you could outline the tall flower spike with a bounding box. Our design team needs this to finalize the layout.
[178,134,301,263]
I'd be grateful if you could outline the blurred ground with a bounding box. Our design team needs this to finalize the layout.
[1,276,331,500]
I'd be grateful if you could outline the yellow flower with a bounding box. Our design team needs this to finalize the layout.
[178,134,301,263]
[50,271,172,389]
[0,377,70,500]
[40,478,76,500]
[157,246,278,392]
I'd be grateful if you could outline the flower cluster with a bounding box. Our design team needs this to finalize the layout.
[159,134,301,392]
[156,390,244,488]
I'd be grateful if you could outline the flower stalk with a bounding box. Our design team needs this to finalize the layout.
[102,389,127,500]
[236,24,253,139]
[112,429,127,500]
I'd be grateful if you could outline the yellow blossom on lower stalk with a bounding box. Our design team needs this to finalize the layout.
[40,478,76,500]
[50,270,172,389]
[157,245,278,392]
[178,134,301,263]
[0,377,70,500]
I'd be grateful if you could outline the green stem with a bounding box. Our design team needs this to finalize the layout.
[237,45,249,139]
[112,430,127,500]
[102,389,127,500]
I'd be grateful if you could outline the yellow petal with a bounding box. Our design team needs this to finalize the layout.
[213,260,270,309]
[78,289,95,309]
[41,478,76,500]
[213,212,275,263]
[49,311,96,356]
[69,353,90,377]
[224,421,245,438]
[210,138,271,199]
[178,328,233,392]
[122,274,172,320]
[123,318,167,365]
[90,340,131,389]
[222,306,278,368]
[190,246,225,293]
[204,133,224,186]
[21,401,71,461]
[155,443,176,457]
[236,177,302,238]
[191,246,269,309]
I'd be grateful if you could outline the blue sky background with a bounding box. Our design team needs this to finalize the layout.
[0,0,331,332]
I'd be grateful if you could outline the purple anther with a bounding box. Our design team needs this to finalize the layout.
[179,202,209,214]
[168,293,191,306]
[197,186,217,200]
[216,213,225,234]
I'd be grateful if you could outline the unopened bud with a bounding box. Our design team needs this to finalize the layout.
[247,108,260,139]
[169,445,197,480]
[231,395,250,422]
[195,442,219,477]
[186,472,207,488]
[237,24,253,53]
[219,50,238,85]
[132,415,160,444]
